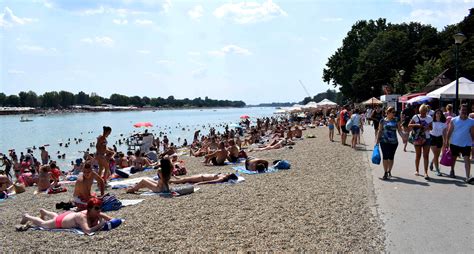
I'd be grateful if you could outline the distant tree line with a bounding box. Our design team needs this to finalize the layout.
[0,91,246,108]
[323,9,474,102]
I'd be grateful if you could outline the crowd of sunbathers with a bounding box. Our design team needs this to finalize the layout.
[0,115,310,234]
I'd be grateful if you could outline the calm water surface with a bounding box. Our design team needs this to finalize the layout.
[0,107,275,169]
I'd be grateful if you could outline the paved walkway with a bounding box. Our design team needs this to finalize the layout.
[359,125,473,253]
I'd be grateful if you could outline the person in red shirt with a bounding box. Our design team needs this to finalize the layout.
[49,162,62,188]
[339,105,351,146]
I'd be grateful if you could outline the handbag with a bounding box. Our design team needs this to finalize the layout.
[408,115,426,146]
[371,144,381,165]
[440,148,454,167]
[346,118,353,130]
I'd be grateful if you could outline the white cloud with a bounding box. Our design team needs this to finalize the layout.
[188,5,204,20]
[208,45,252,57]
[42,0,171,15]
[135,19,153,25]
[213,0,287,24]
[8,69,25,75]
[156,60,174,65]
[17,45,46,52]
[81,36,115,47]
[322,17,343,22]
[162,0,172,13]
[407,8,468,25]
[191,67,207,79]
[113,19,128,25]
[137,50,151,54]
[188,51,201,56]
[319,36,329,41]
[0,7,36,27]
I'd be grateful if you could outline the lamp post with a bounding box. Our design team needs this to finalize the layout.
[453,32,466,114]
[398,69,405,94]
[371,86,374,109]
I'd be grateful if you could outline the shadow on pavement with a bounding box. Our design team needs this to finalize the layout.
[428,177,468,187]
[380,176,430,186]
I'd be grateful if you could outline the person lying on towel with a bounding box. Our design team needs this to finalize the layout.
[16,198,112,234]
[169,173,238,185]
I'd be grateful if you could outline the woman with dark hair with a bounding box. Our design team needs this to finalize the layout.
[126,158,172,193]
[169,172,238,185]
[376,107,403,180]
[429,109,447,176]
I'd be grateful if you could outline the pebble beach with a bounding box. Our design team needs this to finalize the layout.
[0,127,385,252]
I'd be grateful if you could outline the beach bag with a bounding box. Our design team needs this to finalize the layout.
[440,148,454,167]
[274,160,291,169]
[101,193,122,212]
[345,118,353,130]
[408,116,426,146]
[371,144,381,165]
[408,129,426,146]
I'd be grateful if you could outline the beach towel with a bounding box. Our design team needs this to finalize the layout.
[28,218,124,235]
[29,227,95,236]
[141,187,200,197]
[108,177,151,189]
[224,158,246,165]
[120,199,144,207]
[223,175,245,184]
[232,166,279,175]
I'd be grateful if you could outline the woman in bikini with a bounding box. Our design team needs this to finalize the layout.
[16,198,111,234]
[126,158,172,193]
[169,172,238,185]
[96,126,114,182]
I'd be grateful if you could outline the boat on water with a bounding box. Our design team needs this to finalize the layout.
[20,116,33,122]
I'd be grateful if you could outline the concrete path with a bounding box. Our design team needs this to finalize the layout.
[359,125,474,253]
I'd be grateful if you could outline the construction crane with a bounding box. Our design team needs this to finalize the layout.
[298,80,311,97]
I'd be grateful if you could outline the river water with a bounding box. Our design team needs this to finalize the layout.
[0,107,275,170]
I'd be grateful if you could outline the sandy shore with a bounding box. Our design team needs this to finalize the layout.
[0,127,385,252]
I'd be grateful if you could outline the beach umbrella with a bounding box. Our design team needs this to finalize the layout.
[133,122,153,128]
[361,97,383,105]
[407,95,433,105]
[240,115,250,119]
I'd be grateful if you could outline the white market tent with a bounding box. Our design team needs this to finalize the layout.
[317,99,337,107]
[302,101,319,110]
[427,77,474,99]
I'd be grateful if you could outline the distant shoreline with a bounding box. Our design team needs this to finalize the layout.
[0,105,270,116]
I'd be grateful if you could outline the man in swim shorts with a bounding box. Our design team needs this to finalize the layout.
[73,163,105,210]
[245,157,269,172]
[227,139,239,163]
[16,198,112,234]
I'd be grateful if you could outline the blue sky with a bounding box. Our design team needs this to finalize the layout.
[0,0,472,104]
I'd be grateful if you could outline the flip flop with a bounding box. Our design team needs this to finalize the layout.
[15,224,31,232]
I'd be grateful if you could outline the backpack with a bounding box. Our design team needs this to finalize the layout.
[101,193,122,212]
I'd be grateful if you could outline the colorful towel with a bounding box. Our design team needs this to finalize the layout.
[232,166,278,175]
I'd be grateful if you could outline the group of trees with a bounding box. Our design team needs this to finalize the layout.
[323,9,474,102]
[0,91,246,108]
